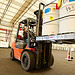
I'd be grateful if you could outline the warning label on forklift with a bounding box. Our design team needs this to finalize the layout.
[50,16,53,21]
[57,35,65,39]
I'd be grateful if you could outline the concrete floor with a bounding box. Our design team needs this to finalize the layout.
[0,48,75,75]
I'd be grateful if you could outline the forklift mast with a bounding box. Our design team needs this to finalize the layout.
[34,3,54,69]
[34,3,45,36]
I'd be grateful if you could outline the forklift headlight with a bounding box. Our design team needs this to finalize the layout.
[30,43,36,48]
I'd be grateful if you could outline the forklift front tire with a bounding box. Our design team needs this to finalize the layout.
[21,51,35,71]
[10,49,15,60]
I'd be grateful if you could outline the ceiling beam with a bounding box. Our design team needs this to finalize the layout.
[0,12,14,17]
[0,2,29,11]
[0,8,16,14]
[14,0,38,25]
[0,1,38,17]
[10,0,34,24]
[0,16,12,20]
[0,0,35,9]
[0,2,21,10]
[1,0,12,19]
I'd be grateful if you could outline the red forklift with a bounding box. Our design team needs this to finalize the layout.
[10,3,54,71]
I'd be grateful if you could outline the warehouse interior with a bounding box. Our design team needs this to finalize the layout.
[0,0,75,75]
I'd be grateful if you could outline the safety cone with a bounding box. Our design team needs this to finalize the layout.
[68,49,71,61]
[65,47,72,61]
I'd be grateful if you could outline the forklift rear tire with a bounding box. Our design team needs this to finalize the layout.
[21,51,35,71]
[50,54,54,66]
[10,49,15,60]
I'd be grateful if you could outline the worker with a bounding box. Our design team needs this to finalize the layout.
[23,28,27,42]
[18,35,22,40]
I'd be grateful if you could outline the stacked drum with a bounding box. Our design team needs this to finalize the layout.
[59,0,75,33]
[42,3,59,35]
[42,0,75,35]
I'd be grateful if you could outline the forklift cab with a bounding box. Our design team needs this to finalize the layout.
[15,18,36,49]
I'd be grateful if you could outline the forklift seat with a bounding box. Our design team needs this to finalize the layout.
[15,42,27,49]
